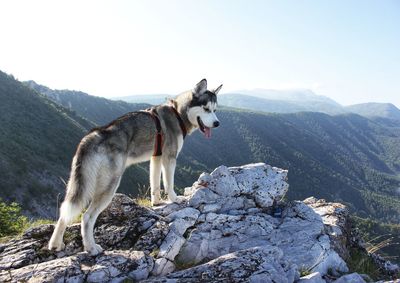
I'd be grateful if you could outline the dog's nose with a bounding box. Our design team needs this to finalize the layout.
[213,121,220,128]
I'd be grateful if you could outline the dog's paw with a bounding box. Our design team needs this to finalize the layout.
[167,191,178,203]
[174,196,186,204]
[85,243,104,256]
[151,194,162,206]
[151,199,165,206]
[48,241,65,252]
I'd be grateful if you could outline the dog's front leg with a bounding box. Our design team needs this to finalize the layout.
[161,157,177,203]
[150,156,162,205]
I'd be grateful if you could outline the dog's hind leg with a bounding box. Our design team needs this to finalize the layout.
[81,155,124,256]
[150,156,162,205]
[161,157,177,203]
[48,218,67,251]
[81,174,121,256]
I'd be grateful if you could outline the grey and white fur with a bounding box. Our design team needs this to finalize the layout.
[48,79,222,255]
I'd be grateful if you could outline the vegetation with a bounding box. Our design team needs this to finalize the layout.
[134,185,152,207]
[0,198,27,237]
[347,247,382,280]
[351,216,400,264]
[0,198,53,241]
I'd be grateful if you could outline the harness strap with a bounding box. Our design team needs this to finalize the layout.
[169,106,187,138]
[142,106,187,157]
[142,108,163,156]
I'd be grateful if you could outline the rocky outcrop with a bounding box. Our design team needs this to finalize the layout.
[146,246,298,283]
[154,164,347,278]
[0,194,166,282]
[0,163,393,282]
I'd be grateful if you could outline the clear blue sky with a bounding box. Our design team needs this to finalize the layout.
[0,0,399,107]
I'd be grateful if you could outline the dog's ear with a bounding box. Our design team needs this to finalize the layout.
[213,84,223,95]
[193,79,207,96]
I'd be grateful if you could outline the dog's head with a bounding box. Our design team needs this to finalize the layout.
[187,79,222,138]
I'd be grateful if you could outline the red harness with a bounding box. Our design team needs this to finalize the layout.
[143,106,187,156]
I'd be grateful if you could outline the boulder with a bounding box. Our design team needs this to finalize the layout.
[144,246,298,283]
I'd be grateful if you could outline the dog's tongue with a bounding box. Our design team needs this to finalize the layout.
[204,127,211,138]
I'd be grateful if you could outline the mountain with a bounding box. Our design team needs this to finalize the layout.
[115,89,346,115]
[218,93,310,113]
[219,89,346,115]
[0,72,94,217]
[179,110,400,223]
[2,74,400,225]
[24,81,150,125]
[111,94,170,106]
[345,102,400,121]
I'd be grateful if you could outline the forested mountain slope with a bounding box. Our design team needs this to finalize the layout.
[2,73,399,225]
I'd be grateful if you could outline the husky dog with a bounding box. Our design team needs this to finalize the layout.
[48,79,222,255]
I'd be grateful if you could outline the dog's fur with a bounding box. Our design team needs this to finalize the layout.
[48,79,221,255]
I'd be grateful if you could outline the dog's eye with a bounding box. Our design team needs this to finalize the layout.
[203,107,211,113]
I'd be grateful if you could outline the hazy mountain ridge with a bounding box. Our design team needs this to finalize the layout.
[114,89,400,121]
[345,102,400,121]
[25,80,151,125]
[111,94,170,106]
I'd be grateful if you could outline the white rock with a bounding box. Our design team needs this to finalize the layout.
[333,273,366,283]
[169,218,195,236]
[151,246,298,283]
[157,231,186,261]
[199,203,221,213]
[208,165,241,196]
[151,258,176,277]
[188,187,219,208]
[166,207,200,222]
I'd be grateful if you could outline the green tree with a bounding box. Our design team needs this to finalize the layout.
[0,198,27,237]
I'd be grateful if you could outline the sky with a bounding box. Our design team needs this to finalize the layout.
[0,0,399,107]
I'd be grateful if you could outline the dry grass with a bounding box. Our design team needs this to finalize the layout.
[135,185,152,207]
[136,198,152,207]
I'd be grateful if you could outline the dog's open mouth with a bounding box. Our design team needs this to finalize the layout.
[197,117,211,138]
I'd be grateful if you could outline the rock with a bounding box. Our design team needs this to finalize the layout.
[297,272,325,283]
[176,212,276,265]
[152,258,176,277]
[0,163,374,282]
[187,187,220,208]
[304,197,350,259]
[333,272,366,283]
[370,253,400,277]
[208,165,241,196]
[145,246,298,283]
[177,198,347,276]
[0,194,163,282]
[0,250,153,283]
[231,163,289,207]
[157,231,186,261]
[270,201,348,275]
[185,163,289,213]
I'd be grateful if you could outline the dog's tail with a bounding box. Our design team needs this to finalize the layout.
[59,138,96,224]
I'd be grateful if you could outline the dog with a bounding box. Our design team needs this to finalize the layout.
[48,79,222,255]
